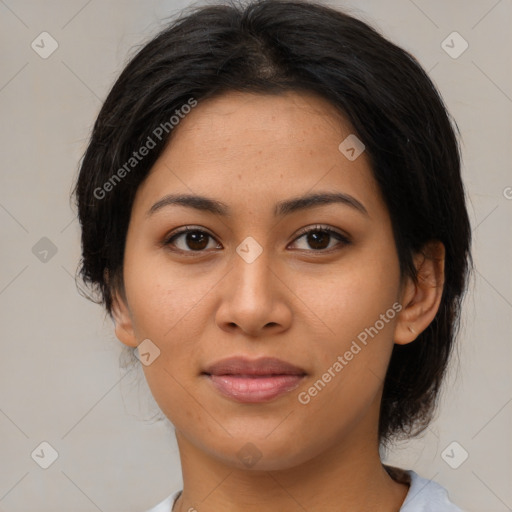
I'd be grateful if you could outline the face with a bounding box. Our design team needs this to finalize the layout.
[113,91,408,471]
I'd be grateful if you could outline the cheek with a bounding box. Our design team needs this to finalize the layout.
[291,272,400,447]
[296,244,401,403]
[123,253,214,416]
[126,258,211,424]
[124,252,211,342]
[300,249,400,344]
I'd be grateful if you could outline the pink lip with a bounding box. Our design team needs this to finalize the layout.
[202,356,307,403]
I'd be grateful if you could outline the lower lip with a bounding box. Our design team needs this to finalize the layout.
[206,374,305,403]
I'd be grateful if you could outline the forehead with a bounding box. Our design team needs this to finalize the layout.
[133,90,383,218]
[167,90,352,162]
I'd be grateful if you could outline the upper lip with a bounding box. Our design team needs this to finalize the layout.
[203,356,307,376]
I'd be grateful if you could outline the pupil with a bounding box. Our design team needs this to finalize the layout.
[187,231,208,250]
[308,231,329,250]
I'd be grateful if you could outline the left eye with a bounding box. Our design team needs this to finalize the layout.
[163,225,350,253]
[290,225,350,251]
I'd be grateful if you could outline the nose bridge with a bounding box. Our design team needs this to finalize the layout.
[232,236,273,300]
[213,235,286,334]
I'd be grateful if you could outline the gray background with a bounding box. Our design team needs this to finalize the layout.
[0,0,511,511]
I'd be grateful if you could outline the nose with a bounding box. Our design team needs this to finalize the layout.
[214,244,292,337]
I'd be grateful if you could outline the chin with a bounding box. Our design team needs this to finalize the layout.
[201,432,320,472]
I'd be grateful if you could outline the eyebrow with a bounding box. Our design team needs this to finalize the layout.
[146,191,369,218]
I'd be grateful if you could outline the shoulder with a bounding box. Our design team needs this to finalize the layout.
[397,468,466,512]
[144,489,182,512]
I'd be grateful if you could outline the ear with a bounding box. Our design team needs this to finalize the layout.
[394,240,445,345]
[111,288,139,348]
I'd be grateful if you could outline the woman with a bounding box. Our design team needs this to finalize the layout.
[72,0,472,510]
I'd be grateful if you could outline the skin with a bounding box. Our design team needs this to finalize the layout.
[112,91,445,512]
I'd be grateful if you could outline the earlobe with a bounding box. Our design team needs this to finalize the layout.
[111,290,139,348]
[394,240,445,345]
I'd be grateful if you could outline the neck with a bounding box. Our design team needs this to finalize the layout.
[172,422,409,512]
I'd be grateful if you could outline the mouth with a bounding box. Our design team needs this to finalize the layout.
[202,356,307,403]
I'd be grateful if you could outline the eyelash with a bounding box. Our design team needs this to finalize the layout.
[162,224,351,255]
